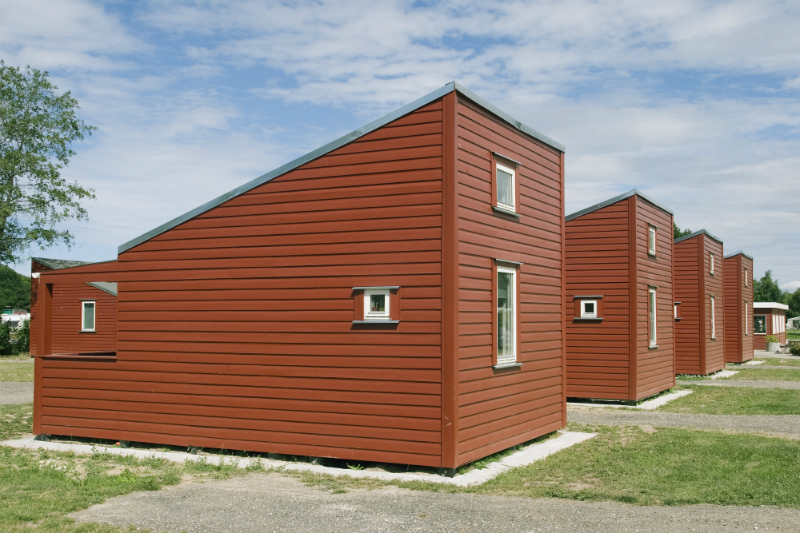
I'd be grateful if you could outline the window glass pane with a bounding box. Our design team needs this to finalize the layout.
[370,294,385,314]
[497,167,514,208]
[754,315,766,334]
[649,289,657,344]
[648,228,656,253]
[497,271,514,360]
[711,297,716,338]
[83,303,95,330]
[584,302,595,314]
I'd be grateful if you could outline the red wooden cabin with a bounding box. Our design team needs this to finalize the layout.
[753,302,788,350]
[32,82,567,471]
[723,252,754,363]
[30,258,115,357]
[674,230,725,375]
[564,190,675,401]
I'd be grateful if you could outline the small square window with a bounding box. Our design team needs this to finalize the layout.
[709,253,715,275]
[81,301,96,332]
[674,302,681,321]
[580,300,597,318]
[496,163,516,212]
[648,226,656,256]
[364,289,390,319]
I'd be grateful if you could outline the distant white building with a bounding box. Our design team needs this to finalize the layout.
[1,309,30,329]
[788,316,800,330]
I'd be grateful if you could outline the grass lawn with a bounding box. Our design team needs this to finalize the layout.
[298,425,800,508]
[787,331,800,340]
[658,385,800,415]
[0,403,265,532]
[0,361,34,382]
[725,368,800,381]
[0,354,32,362]
[755,357,800,367]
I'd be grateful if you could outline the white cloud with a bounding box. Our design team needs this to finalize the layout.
[782,281,800,293]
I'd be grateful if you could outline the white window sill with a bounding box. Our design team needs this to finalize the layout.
[648,344,659,350]
[493,362,522,370]
[492,206,520,218]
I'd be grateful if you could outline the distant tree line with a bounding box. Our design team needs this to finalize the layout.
[754,270,800,321]
[0,264,30,311]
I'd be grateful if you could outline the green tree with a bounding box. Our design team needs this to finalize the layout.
[784,288,800,320]
[0,321,11,354]
[754,270,784,303]
[0,61,96,264]
[14,318,29,352]
[0,264,30,310]
[674,222,692,240]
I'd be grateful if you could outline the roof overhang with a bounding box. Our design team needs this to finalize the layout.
[753,302,789,311]
[674,229,723,245]
[565,189,673,222]
[724,250,753,261]
[118,82,564,255]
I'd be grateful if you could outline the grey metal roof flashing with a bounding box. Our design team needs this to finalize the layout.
[674,229,723,245]
[724,250,754,261]
[86,281,118,297]
[118,82,565,255]
[565,189,674,222]
[32,257,94,271]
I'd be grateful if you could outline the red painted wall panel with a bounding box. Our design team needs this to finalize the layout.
[724,254,754,363]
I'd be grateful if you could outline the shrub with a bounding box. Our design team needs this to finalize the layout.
[766,335,779,344]
[14,319,29,353]
[790,344,800,357]
[0,322,11,354]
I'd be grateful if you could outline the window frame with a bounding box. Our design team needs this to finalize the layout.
[81,300,96,333]
[648,287,657,347]
[744,268,748,287]
[580,299,598,319]
[648,225,657,256]
[710,295,716,340]
[363,289,390,320]
[754,314,766,335]
[492,259,522,368]
[744,302,748,336]
[709,253,715,276]
[674,301,682,321]
[491,153,521,217]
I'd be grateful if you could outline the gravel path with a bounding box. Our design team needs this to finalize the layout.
[677,379,800,390]
[0,382,33,405]
[71,472,800,533]
[568,407,800,438]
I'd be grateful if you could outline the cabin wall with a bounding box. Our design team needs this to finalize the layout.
[454,96,565,465]
[742,256,754,358]
[564,201,631,400]
[634,197,675,399]
[703,237,725,374]
[30,261,53,357]
[674,237,701,374]
[36,100,447,467]
[51,283,117,354]
[724,255,754,363]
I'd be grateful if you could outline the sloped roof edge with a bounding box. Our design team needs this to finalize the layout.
[565,189,674,222]
[674,228,723,245]
[118,82,565,255]
[724,250,753,261]
[32,257,94,271]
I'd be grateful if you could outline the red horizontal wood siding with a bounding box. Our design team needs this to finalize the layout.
[724,254,754,363]
[36,100,447,467]
[454,96,565,465]
[634,196,675,399]
[675,234,724,375]
[51,283,117,354]
[565,200,631,400]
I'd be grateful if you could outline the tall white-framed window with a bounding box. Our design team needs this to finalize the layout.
[496,265,517,365]
[710,296,716,339]
[363,289,390,320]
[709,253,715,275]
[648,287,657,347]
[496,163,516,212]
[648,225,656,256]
[744,302,748,336]
[744,269,748,287]
[81,301,96,332]
[580,299,598,318]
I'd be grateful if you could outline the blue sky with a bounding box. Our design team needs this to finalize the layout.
[1,0,799,290]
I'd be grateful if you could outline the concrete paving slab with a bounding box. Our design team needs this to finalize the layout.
[710,370,739,379]
[568,390,692,410]
[744,360,766,365]
[1,430,595,487]
[70,473,800,533]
